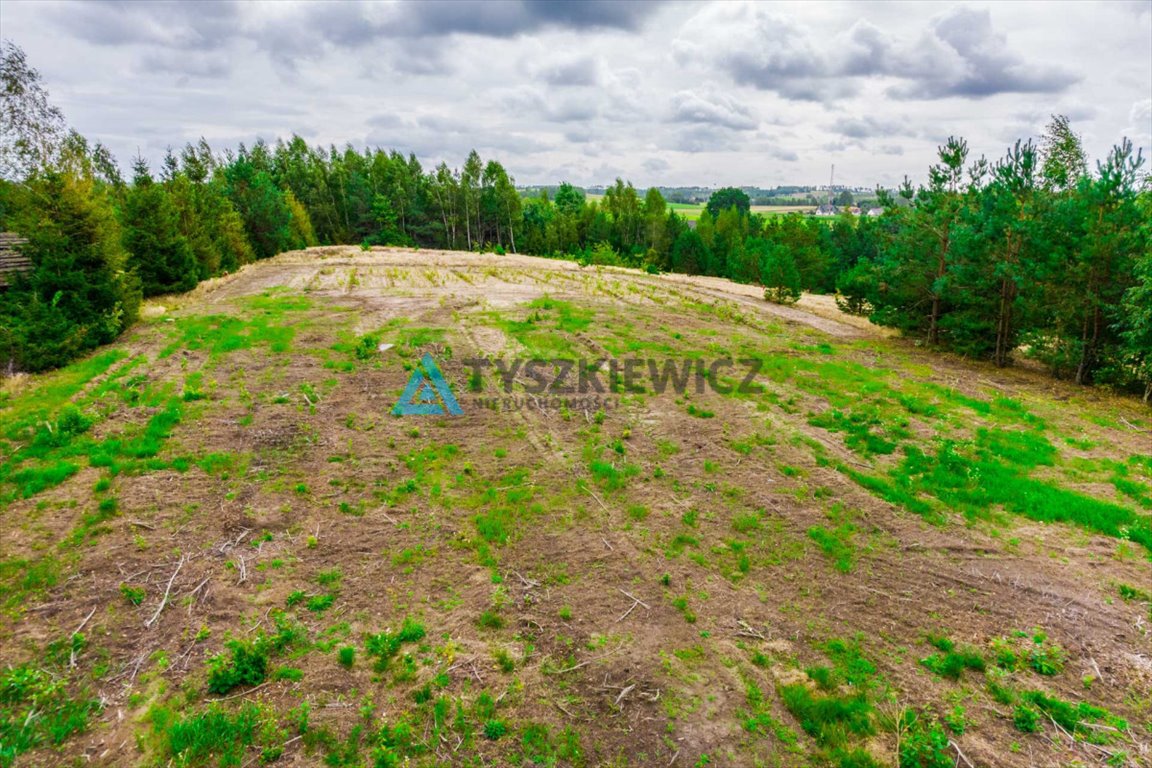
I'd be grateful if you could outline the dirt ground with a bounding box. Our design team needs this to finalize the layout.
[2,246,1150,768]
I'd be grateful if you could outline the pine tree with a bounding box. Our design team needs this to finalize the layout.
[671,229,707,275]
[223,152,294,260]
[121,158,198,296]
[2,171,140,370]
[756,239,802,304]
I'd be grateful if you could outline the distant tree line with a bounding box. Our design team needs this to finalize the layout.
[0,42,1148,401]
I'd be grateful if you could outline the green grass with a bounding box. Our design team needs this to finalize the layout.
[0,664,100,767]
[206,637,270,695]
[808,524,856,573]
[919,635,986,680]
[364,618,426,671]
[151,702,274,767]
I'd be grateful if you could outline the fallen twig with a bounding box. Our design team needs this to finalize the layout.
[950,740,975,768]
[210,680,273,703]
[145,556,185,628]
[613,683,636,706]
[549,647,623,675]
[1119,417,1150,433]
[735,619,766,640]
[513,570,540,588]
[69,606,98,667]
[615,589,650,623]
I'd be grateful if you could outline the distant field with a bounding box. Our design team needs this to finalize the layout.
[584,196,815,221]
[669,202,815,221]
[2,247,1149,768]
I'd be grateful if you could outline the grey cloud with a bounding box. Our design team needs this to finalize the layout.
[642,157,671,173]
[500,87,601,123]
[138,50,231,80]
[888,8,1079,99]
[679,4,1078,104]
[766,147,799,162]
[531,56,600,87]
[50,0,242,50]
[669,90,757,131]
[830,116,912,140]
[670,125,739,154]
[261,0,665,51]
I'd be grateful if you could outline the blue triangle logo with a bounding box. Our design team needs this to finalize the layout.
[393,354,463,416]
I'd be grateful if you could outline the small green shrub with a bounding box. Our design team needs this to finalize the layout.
[898,712,951,768]
[119,583,146,606]
[477,610,505,630]
[0,664,99,763]
[1013,705,1041,733]
[364,618,426,671]
[484,719,507,740]
[206,637,269,695]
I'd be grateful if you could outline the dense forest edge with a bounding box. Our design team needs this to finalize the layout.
[1,40,1149,401]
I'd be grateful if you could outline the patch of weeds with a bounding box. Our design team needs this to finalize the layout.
[739,674,800,750]
[850,434,1152,550]
[273,667,303,682]
[808,407,903,456]
[0,556,60,610]
[119,583,146,606]
[1027,645,1065,677]
[517,722,583,765]
[779,684,874,751]
[732,512,761,534]
[821,637,877,688]
[588,460,640,491]
[337,646,355,668]
[205,614,305,696]
[364,618,426,672]
[1013,704,1041,733]
[898,711,951,768]
[1117,582,1152,620]
[671,595,697,624]
[943,706,968,735]
[206,638,271,695]
[307,594,335,613]
[477,610,505,630]
[493,648,516,673]
[151,702,284,767]
[919,635,986,681]
[1017,690,1128,743]
[808,524,856,573]
[0,663,100,765]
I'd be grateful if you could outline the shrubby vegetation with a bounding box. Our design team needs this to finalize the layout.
[1,42,1149,400]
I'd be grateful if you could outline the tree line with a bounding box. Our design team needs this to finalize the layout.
[836,124,1151,401]
[0,41,1148,401]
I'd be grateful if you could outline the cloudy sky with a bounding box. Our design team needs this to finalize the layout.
[3,0,1150,189]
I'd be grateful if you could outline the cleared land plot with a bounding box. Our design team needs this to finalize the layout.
[1,246,1149,767]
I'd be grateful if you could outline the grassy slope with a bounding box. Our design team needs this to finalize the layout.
[0,247,1149,768]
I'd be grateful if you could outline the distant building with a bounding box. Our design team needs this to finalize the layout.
[0,233,30,287]
[814,204,839,217]
[866,207,884,217]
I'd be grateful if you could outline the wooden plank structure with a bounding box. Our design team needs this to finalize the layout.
[0,232,31,287]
